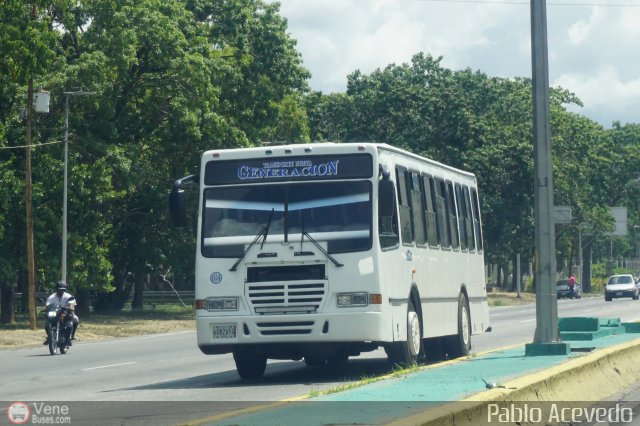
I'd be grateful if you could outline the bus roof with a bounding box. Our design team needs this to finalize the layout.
[202,142,476,180]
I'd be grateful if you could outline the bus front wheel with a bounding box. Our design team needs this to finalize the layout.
[385,299,422,366]
[233,350,267,380]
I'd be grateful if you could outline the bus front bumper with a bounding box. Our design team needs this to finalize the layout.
[196,311,387,355]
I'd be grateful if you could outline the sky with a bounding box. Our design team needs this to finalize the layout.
[271,0,640,128]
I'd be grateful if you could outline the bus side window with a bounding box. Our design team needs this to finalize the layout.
[435,178,450,248]
[463,186,475,251]
[379,177,399,249]
[446,181,460,250]
[396,167,414,245]
[471,187,483,252]
[411,172,426,245]
[422,174,438,247]
[455,184,468,251]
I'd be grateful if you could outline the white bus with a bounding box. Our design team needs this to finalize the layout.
[170,143,490,380]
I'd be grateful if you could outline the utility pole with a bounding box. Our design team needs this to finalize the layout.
[24,5,37,329]
[526,0,566,355]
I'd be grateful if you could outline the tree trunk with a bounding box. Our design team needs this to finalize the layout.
[497,264,505,289]
[510,254,518,292]
[76,287,91,317]
[132,273,144,311]
[19,271,28,314]
[583,243,592,293]
[1,283,16,324]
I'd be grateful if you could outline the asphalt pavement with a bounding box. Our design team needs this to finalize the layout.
[3,296,640,425]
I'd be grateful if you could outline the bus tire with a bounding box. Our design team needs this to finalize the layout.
[385,299,421,366]
[233,350,267,380]
[446,293,471,358]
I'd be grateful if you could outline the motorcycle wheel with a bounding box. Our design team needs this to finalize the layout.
[58,326,67,355]
[48,327,58,355]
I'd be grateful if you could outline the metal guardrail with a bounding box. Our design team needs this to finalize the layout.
[133,291,195,308]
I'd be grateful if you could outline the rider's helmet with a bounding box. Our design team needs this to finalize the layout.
[56,280,67,291]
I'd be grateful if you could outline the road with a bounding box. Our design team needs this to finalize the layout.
[474,295,640,353]
[1,296,640,424]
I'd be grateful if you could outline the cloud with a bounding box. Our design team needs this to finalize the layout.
[566,7,604,45]
[273,0,640,126]
[278,1,528,90]
[554,65,640,126]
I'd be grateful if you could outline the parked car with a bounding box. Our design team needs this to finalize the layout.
[604,274,639,301]
[556,279,582,299]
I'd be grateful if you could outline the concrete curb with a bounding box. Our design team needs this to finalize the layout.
[387,338,640,426]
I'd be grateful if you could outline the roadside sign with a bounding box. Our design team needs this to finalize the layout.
[604,207,628,236]
[553,206,572,224]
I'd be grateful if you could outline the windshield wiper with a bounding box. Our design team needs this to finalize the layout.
[260,208,274,250]
[295,216,314,257]
[229,208,275,272]
[299,217,343,267]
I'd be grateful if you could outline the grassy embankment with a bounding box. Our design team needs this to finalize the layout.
[0,305,194,349]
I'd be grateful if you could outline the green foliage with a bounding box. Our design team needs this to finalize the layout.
[306,54,540,264]
[304,52,637,269]
[3,0,640,320]
[0,0,311,315]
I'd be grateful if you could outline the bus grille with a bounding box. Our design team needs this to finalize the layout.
[247,281,326,315]
[256,321,315,335]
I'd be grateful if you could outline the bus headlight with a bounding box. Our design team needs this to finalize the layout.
[337,292,369,307]
[206,297,238,311]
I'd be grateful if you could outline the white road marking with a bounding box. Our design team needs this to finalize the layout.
[519,318,536,323]
[81,361,137,371]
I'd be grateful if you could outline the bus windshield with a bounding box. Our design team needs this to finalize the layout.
[201,181,372,257]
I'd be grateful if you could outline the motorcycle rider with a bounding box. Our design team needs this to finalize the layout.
[43,280,77,346]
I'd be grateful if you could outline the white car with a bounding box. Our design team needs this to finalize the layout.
[604,274,639,301]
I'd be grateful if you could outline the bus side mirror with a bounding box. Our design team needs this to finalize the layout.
[378,179,396,217]
[169,188,187,228]
[169,174,198,228]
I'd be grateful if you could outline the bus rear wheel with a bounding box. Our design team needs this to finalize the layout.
[385,299,422,366]
[445,293,471,358]
[233,350,267,380]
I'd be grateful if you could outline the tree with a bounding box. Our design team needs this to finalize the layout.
[0,0,57,324]
[303,52,621,281]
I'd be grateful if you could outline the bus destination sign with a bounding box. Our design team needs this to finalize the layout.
[238,159,338,180]
[204,153,372,185]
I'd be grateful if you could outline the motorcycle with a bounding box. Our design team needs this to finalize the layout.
[45,299,75,355]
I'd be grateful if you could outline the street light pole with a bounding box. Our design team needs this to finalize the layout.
[61,91,94,283]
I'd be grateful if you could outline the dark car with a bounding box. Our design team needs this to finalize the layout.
[556,279,582,299]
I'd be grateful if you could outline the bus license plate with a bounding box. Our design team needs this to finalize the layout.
[212,324,236,339]
[616,292,623,296]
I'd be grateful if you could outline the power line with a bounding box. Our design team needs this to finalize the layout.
[0,140,63,150]
[418,0,640,6]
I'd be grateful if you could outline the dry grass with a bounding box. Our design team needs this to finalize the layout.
[488,291,537,306]
[0,306,195,350]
